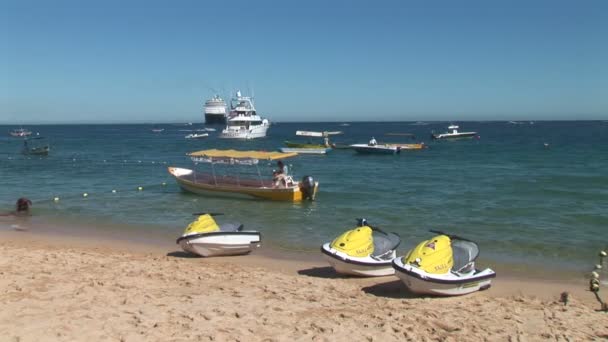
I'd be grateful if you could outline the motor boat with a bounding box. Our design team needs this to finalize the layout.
[392,231,496,296]
[350,143,401,155]
[22,136,50,155]
[10,128,32,137]
[431,125,477,140]
[168,149,319,202]
[218,91,270,139]
[280,130,342,155]
[176,214,261,257]
[185,133,209,139]
[321,218,401,276]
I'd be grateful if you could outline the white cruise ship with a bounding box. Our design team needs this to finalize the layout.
[219,91,270,139]
[204,95,228,124]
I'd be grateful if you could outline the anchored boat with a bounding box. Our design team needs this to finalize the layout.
[431,125,477,140]
[280,130,342,154]
[177,214,261,257]
[168,149,318,202]
[22,136,50,156]
[392,232,496,296]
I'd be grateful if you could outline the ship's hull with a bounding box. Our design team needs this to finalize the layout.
[205,113,227,125]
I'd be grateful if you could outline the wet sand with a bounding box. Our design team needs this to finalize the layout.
[1,219,607,341]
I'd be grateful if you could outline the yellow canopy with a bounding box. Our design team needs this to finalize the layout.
[188,149,298,160]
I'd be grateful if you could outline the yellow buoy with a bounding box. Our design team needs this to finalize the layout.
[138,186,143,191]
[112,189,117,193]
[53,197,60,202]
[83,193,88,197]
[161,182,167,186]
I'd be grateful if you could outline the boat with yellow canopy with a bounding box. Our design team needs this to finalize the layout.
[168,149,319,201]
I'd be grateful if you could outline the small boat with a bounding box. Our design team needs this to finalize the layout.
[280,130,342,155]
[22,136,50,155]
[10,128,32,137]
[321,218,401,277]
[151,127,165,133]
[431,125,477,140]
[350,138,401,154]
[185,133,209,139]
[168,149,319,202]
[176,214,261,257]
[392,232,496,296]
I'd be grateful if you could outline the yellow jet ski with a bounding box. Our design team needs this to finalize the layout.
[392,231,496,296]
[321,218,401,276]
[176,213,261,257]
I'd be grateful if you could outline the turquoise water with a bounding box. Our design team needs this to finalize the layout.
[1,121,607,270]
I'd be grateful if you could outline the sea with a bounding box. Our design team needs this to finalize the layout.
[1,121,607,273]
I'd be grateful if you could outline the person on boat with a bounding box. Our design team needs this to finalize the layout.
[368,137,377,146]
[323,136,330,147]
[273,161,289,188]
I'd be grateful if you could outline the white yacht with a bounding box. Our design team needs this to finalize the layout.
[204,95,228,125]
[219,91,270,139]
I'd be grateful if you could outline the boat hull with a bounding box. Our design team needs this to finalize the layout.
[179,232,261,257]
[431,132,477,140]
[168,167,318,202]
[219,125,269,139]
[279,147,331,154]
[205,113,227,125]
[392,258,496,296]
[321,243,395,277]
[350,144,400,155]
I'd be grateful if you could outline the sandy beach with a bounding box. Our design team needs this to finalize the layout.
[1,223,607,342]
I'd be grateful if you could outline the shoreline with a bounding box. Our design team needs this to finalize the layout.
[0,217,597,300]
[1,224,607,340]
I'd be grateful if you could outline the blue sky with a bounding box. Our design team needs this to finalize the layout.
[1,0,606,123]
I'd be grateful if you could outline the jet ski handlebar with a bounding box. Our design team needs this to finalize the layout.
[429,229,472,242]
[192,212,224,216]
[356,218,388,235]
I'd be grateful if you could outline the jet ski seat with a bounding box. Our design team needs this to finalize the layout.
[451,240,479,273]
[219,223,244,232]
[371,232,401,259]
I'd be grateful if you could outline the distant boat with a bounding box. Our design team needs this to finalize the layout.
[339,123,350,127]
[280,130,342,155]
[350,143,401,155]
[10,128,32,137]
[204,95,228,125]
[185,133,209,139]
[431,125,477,140]
[151,128,164,133]
[22,136,50,155]
[410,121,429,126]
[219,90,270,139]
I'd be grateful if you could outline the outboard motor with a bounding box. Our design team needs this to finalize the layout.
[299,175,316,200]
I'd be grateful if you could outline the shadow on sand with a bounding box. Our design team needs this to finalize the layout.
[361,280,424,299]
[297,266,346,279]
[166,251,200,258]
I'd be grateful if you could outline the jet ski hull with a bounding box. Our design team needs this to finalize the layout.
[392,258,496,296]
[321,243,395,277]
[178,231,261,257]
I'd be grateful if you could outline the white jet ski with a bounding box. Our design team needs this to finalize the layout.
[176,213,261,257]
[321,218,401,277]
[392,231,496,296]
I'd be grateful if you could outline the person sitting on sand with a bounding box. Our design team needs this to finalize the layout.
[0,198,32,217]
